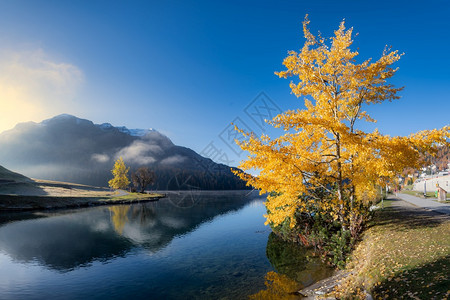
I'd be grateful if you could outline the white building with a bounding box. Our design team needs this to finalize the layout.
[413,174,450,193]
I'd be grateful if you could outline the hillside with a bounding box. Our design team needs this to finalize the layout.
[0,165,30,182]
[433,145,450,171]
[0,114,248,190]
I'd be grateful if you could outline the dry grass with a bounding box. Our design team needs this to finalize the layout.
[0,178,165,210]
[332,199,450,299]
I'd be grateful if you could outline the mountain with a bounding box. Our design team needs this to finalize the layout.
[0,165,30,182]
[0,114,248,190]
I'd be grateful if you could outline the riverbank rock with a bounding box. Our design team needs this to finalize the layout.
[297,269,373,299]
[298,270,350,299]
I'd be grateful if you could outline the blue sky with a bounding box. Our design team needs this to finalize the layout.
[0,0,449,167]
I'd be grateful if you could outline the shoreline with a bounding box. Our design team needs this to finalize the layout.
[297,270,353,299]
[0,193,166,212]
[0,178,166,212]
[0,178,255,212]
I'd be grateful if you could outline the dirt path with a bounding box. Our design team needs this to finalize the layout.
[114,189,129,197]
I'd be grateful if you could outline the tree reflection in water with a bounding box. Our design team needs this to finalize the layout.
[250,233,334,299]
[109,206,130,235]
[249,271,302,300]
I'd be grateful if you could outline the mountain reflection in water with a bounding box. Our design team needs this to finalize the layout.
[0,191,333,300]
[0,191,253,271]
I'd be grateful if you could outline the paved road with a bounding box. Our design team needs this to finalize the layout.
[395,193,450,215]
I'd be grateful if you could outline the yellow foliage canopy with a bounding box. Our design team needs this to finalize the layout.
[108,157,130,190]
[234,17,450,228]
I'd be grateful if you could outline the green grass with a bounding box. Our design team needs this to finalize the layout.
[102,192,165,202]
[401,190,436,198]
[1,172,167,210]
[403,184,414,190]
[332,199,450,299]
[0,192,166,211]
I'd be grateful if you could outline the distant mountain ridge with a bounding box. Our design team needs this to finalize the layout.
[99,123,154,137]
[0,165,30,182]
[0,114,248,190]
[41,113,155,137]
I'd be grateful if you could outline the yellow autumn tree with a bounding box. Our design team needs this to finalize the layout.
[234,16,449,232]
[108,157,130,190]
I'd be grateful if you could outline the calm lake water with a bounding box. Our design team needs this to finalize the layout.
[0,191,332,299]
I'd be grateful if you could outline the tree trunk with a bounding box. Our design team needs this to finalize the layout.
[335,133,346,229]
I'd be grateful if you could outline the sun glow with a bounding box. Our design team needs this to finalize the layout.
[0,49,83,132]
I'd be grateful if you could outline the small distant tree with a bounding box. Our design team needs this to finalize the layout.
[108,157,130,190]
[131,167,155,193]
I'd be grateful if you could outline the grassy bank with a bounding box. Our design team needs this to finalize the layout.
[332,199,450,299]
[401,190,436,198]
[0,192,165,211]
[0,178,165,211]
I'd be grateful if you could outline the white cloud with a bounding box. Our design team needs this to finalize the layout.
[0,48,84,132]
[116,141,161,165]
[160,155,186,165]
[91,153,110,163]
